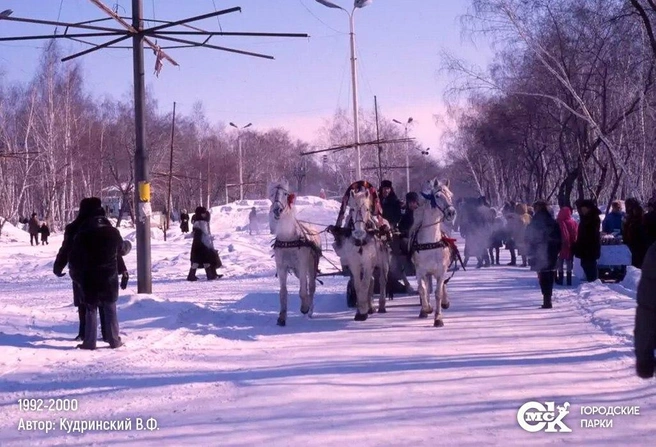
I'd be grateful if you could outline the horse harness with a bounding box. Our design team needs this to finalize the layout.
[272,239,317,250]
[410,232,466,284]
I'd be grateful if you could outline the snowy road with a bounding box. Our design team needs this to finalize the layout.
[1,199,654,446]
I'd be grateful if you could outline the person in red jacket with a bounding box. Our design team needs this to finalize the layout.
[556,206,578,286]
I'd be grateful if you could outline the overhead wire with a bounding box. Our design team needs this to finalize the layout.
[298,0,347,35]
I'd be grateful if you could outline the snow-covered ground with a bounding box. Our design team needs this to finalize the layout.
[1,196,654,446]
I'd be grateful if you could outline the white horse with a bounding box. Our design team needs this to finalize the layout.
[408,178,457,327]
[269,180,321,327]
[334,185,390,320]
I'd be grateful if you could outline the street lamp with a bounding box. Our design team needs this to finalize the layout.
[393,117,413,194]
[229,122,252,200]
[315,0,373,181]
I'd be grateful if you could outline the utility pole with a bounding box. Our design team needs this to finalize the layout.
[374,96,382,184]
[393,117,413,195]
[165,101,176,242]
[132,0,152,293]
[229,122,252,201]
[238,137,243,200]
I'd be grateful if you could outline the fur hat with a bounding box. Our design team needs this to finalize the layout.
[78,197,102,218]
[380,180,393,189]
[405,192,419,203]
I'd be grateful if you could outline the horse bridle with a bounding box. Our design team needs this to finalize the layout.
[271,185,289,219]
[421,186,453,224]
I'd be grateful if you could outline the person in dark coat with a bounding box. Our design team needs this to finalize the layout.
[623,198,648,268]
[28,213,40,246]
[39,222,50,245]
[180,209,190,233]
[188,206,222,281]
[54,198,110,341]
[525,201,562,309]
[379,179,403,229]
[645,199,656,250]
[68,205,127,350]
[248,207,257,235]
[574,199,601,282]
[602,200,624,235]
[398,192,419,239]
[635,242,656,378]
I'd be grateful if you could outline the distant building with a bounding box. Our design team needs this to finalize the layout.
[101,185,125,218]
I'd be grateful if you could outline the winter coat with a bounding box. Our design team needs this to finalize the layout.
[180,212,190,233]
[398,208,414,238]
[525,209,562,272]
[380,190,403,228]
[624,213,648,268]
[190,215,221,267]
[54,205,100,276]
[556,207,578,260]
[68,212,127,305]
[507,204,531,254]
[488,216,506,249]
[645,211,656,250]
[602,211,625,235]
[635,243,656,378]
[39,224,50,238]
[28,216,40,235]
[574,204,601,261]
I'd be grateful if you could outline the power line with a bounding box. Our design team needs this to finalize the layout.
[211,0,223,32]
[298,0,347,35]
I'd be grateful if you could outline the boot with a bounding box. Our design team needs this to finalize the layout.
[75,307,85,341]
[539,272,554,308]
[507,250,517,266]
[555,271,564,285]
[541,295,553,309]
[566,271,572,286]
[187,268,198,281]
[206,267,218,280]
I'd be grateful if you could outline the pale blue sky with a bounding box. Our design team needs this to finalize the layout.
[0,0,493,151]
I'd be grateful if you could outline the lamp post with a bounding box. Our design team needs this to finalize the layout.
[229,122,252,200]
[393,117,413,194]
[315,0,373,181]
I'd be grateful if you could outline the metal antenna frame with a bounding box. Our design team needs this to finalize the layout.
[0,2,309,294]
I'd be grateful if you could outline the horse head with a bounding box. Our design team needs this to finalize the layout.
[421,178,456,222]
[348,185,375,243]
[268,179,293,221]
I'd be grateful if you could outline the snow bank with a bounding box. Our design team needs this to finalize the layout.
[0,220,27,243]
[622,266,642,292]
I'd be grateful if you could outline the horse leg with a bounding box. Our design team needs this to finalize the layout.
[434,275,447,328]
[299,258,310,316]
[277,266,288,326]
[440,249,451,310]
[417,273,431,318]
[363,264,375,315]
[351,263,368,321]
[307,251,318,318]
[378,251,389,314]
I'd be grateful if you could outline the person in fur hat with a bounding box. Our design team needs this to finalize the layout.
[188,206,222,281]
[379,179,403,229]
